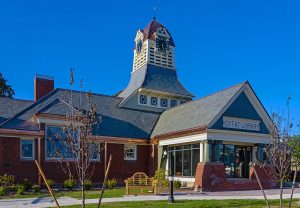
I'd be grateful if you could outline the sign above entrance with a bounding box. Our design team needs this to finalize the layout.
[223,116,260,131]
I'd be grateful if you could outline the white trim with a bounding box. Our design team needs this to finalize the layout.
[159,133,207,146]
[124,144,137,161]
[37,118,66,126]
[208,83,273,133]
[20,138,35,160]
[207,129,271,144]
[173,177,195,183]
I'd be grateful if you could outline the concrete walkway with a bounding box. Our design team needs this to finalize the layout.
[1,188,300,208]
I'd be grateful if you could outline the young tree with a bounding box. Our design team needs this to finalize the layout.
[52,70,101,208]
[0,73,15,98]
[288,135,300,208]
[263,112,293,208]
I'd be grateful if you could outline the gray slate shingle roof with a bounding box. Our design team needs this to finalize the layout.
[0,97,33,124]
[0,89,160,139]
[118,64,193,98]
[151,82,246,137]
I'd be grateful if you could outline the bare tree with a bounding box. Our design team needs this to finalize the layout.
[262,112,293,208]
[51,69,101,208]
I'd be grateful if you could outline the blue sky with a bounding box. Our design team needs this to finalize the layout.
[0,0,299,132]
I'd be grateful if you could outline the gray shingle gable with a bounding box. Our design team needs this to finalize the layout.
[0,97,34,124]
[151,82,246,137]
[0,89,160,139]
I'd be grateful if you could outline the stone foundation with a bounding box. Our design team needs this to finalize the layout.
[194,162,275,191]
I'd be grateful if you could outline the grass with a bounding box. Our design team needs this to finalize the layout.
[62,199,300,208]
[0,188,125,199]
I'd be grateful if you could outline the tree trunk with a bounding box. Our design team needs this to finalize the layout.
[288,168,297,208]
[82,181,85,208]
[280,180,283,208]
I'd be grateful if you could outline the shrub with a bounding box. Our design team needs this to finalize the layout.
[17,185,25,195]
[83,180,93,190]
[0,187,6,196]
[64,178,76,190]
[106,178,117,189]
[46,179,55,188]
[154,168,169,188]
[22,179,32,191]
[173,180,182,189]
[32,184,40,193]
[0,174,14,188]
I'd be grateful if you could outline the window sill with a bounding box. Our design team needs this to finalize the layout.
[20,159,34,162]
[124,158,137,161]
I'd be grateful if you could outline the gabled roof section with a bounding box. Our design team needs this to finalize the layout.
[151,82,246,138]
[1,89,160,139]
[118,64,193,99]
[0,97,33,124]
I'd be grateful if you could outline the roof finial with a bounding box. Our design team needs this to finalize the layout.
[153,4,156,19]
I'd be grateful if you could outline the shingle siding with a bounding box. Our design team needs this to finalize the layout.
[211,92,270,134]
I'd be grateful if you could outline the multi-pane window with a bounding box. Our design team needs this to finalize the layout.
[46,126,77,159]
[90,143,100,161]
[139,95,147,105]
[20,139,34,160]
[151,97,158,106]
[168,144,200,176]
[160,98,168,108]
[170,100,177,108]
[124,144,137,160]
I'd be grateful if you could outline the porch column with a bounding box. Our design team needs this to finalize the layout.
[37,137,41,185]
[203,141,210,162]
[200,143,204,162]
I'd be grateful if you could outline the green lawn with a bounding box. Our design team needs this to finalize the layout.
[0,188,125,199]
[62,199,300,208]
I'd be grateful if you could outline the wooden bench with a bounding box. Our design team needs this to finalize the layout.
[124,172,157,195]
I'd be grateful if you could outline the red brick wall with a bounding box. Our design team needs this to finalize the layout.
[0,136,152,185]
[0,137,38,183]
[194,162,275,191]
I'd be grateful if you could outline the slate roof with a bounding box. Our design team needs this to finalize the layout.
[0,89,160,139]
[151,82,246,137]
[142,19,175,46]
[118,64,193,98]
[0,97,33,124]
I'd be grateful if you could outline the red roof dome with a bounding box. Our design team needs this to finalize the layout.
[142,19,175,46]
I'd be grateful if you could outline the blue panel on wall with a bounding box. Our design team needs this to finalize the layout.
[211,92,269,134]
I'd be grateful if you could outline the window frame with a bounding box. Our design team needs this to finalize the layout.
[89,142,101,162]
[150,96,158,106]
[139,94,148,105]
[160,98,168,108]
[124,144,137,161]
[45,125,78,161]
[20,139,35,160]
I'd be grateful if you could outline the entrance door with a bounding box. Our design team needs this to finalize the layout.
[235,146,252,178]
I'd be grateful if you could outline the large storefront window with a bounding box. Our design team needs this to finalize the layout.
[168,144,200,176]
[211,143,252,178]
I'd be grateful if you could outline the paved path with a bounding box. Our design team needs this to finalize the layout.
[1,188,300,208]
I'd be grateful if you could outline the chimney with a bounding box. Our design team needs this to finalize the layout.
[34,74,54,101]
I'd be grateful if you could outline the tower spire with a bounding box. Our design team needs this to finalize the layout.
[153,4,156,19]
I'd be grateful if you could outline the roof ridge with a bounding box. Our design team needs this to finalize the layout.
[56,88,122,99]
[0,97,33,103]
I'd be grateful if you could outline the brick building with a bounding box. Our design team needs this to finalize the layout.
[0,19,275,191]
